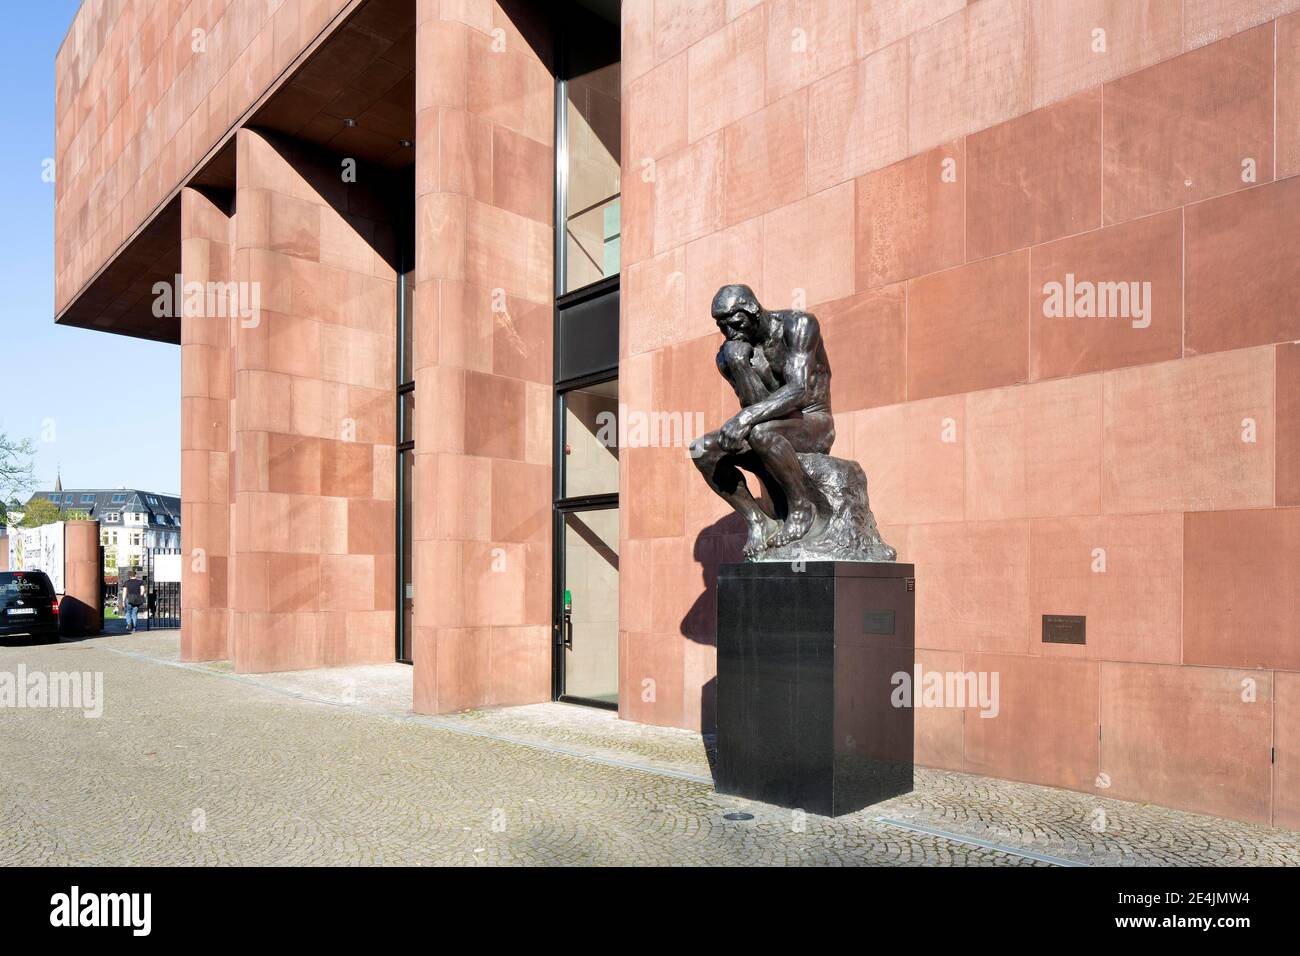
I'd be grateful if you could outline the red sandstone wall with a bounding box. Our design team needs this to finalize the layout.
[55,0,354,316]
[181,186,236,661]
[225,128,398,671]
[62,521,104,637]
[619,0,1300,826]
[410,0,555,713]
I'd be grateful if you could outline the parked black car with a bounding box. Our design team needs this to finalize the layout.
[0,571,61,642]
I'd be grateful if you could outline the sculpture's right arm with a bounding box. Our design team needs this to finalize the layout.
[718,343,771,407]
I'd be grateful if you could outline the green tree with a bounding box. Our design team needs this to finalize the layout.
[19,497,61,528]
[0,433,35,512]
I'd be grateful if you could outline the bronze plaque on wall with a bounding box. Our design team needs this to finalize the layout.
[1042,614,1086,645]
[863,610,896,635]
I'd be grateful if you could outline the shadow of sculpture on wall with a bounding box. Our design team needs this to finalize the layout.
[680,513,746,766]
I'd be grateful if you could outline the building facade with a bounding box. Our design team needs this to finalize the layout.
[24,488,182,575]
[54,0,1300,826]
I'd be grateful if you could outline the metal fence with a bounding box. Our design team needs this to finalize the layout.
[144,548,181,630]
[117,548,182,630]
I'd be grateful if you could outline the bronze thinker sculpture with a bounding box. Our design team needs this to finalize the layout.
[690,284,896,563]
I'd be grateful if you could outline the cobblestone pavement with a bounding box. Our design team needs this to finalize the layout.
[3,634,1299,866]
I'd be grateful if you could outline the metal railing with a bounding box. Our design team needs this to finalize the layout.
[116,548,181,630]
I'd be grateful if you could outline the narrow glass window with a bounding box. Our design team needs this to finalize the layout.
[559,25,621,294]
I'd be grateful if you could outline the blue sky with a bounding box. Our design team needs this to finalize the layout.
[0,1,181,500]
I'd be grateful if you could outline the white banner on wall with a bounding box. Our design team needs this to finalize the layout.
[7,522,66,594]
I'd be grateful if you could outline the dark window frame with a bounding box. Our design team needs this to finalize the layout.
[551,6,622,709]
[394,175,416,666]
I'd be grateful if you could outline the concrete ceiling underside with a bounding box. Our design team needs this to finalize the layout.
[249,0,415,168]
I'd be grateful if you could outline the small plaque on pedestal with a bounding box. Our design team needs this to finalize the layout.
[716,561,915,817]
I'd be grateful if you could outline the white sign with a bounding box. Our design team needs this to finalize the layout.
[7,522,66,593]
[152,553,182,584]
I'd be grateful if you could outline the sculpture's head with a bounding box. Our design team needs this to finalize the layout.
[711,284,764,342]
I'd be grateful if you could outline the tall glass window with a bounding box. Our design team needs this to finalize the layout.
[396,235,415,664]
[557,17,621,294]
[553,4,622,708]
[562,379,619,499]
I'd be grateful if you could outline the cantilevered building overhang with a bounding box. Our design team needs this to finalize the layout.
[55,0,414,344]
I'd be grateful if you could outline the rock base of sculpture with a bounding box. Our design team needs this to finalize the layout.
[755,453,895,563]
[716,561,915,816]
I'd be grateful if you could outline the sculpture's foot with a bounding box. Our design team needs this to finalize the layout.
[744,454,894,562]
[742,518,772,559]
[767,501,821,549]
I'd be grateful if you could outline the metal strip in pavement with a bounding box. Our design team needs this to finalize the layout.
[403,716,715,786]
[874,817,1087,867]
[95,646,1091,853]
[98,645,715,786]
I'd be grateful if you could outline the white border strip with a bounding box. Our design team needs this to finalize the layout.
[875,816,1087,867]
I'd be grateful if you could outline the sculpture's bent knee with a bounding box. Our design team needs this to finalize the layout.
[747,421,779,450]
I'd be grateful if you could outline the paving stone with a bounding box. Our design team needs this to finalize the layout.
[1,633,1297,866]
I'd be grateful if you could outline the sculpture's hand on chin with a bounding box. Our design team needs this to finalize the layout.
[746,351,777,394]
[719,338,753,367]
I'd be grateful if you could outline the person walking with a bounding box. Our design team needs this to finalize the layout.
[122,569,145,634]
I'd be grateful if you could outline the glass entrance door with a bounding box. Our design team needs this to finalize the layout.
[559,505,619,704]
[553,376,619,707]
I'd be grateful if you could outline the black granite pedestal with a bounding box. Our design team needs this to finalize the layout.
[716,561,915,816]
